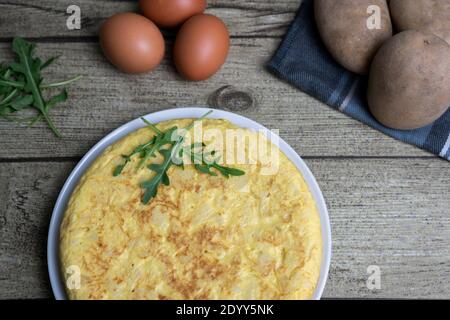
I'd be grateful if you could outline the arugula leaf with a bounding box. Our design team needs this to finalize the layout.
[142,149,174,204]
[195,163,217,176]
[41,56,59,70]
[112,125,180,175]
[138,126,178,169]
[42,75,83,89]
[192,153,245,178]
[139,124,193,204]
[0,88,19,106]
[47,89,68,110]
[10,37,62,136]
[113,156,130,177]
[211,163,246,178]
[114,111,246,205]
[141,117,163,135]
[185,142,245,178]
[9,94,34,111]
[0,77,24,88]
[139,117,203,204]
[0,38,81,136]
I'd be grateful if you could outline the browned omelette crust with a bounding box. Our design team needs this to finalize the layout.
[60,119,322,300]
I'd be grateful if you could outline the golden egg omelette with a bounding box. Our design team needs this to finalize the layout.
[60,119,322,300]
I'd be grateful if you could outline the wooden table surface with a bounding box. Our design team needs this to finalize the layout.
[1,0,449,299]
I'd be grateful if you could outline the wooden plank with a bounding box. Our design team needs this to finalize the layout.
[311,158,450,298]
[0,162,76,299]
[1,158,449,299]
[0,40,432,159]
[0,0,297,39]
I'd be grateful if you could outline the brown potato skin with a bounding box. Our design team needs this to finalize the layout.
[390,0,450,45]
[368,30,450,130]
[315,0,392,74]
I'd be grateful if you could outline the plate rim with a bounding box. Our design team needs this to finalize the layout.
[47,106,332,300]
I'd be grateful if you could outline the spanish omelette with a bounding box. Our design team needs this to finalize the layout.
[60,119,322,299]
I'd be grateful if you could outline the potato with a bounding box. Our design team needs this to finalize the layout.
[390,0,450,45]
[315,0,392,74]
[368,30,450,130]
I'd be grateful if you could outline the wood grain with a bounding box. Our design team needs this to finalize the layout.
[1,159,449,299]
[0,0,298,39]
[0,40,432,159]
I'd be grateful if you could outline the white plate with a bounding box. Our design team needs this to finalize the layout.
[48,107,332,300]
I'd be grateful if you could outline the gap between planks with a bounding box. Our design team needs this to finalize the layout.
[0,34,282,44]
[0,155,440,164]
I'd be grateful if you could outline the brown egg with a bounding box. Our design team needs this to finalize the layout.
[100,12,165,74]
[139,0,207,28]
[174,14,229,81]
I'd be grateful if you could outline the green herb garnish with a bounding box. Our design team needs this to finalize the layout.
[0,37,81,137]
[114,111,245,204]
[190,144,246,178]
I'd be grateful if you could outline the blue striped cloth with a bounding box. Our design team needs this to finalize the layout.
[267,0,450,160]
